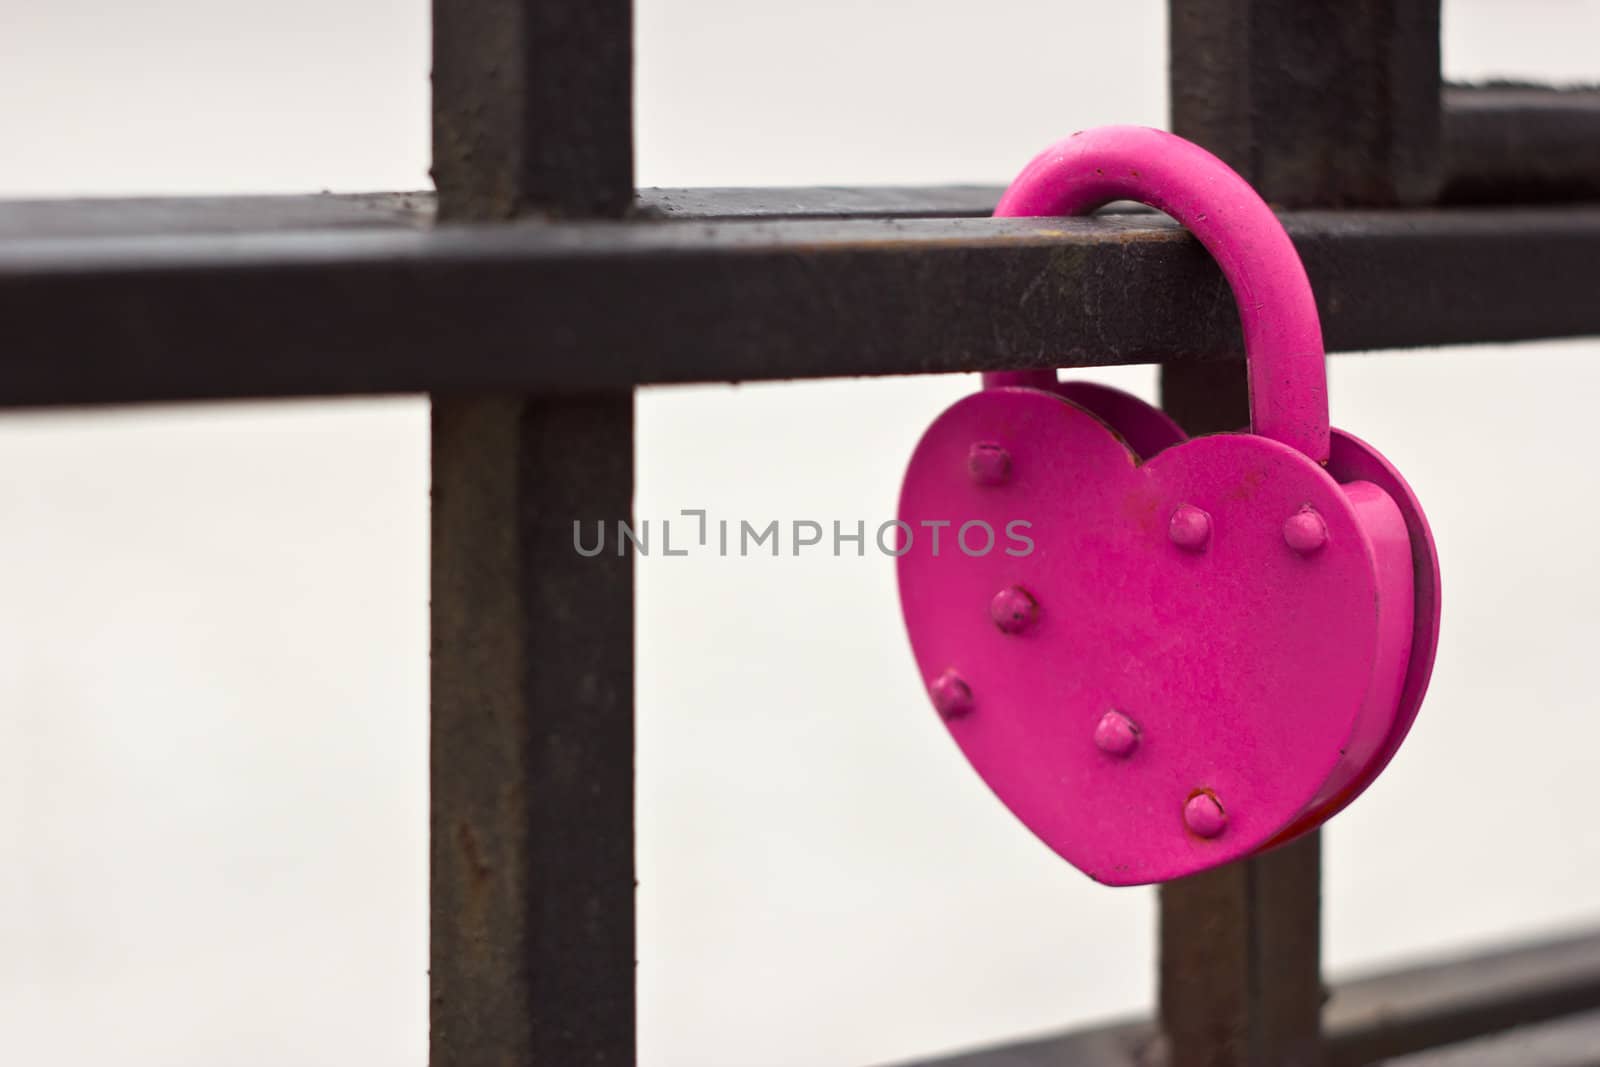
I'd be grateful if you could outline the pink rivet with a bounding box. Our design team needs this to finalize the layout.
[1283,506,1329,554]
[989,586,1039,634]
[1093,710,1139,757]
[968,442,1011,486]
[1184,791,1228,838]
[1168,504,1212,551]
[929,669,973,719]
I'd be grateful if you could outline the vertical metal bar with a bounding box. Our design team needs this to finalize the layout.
[431,1,636,1065]
[1160,4,1440,1063]
[1169,0,1441,207]
[431,395,635,1065]
[433,0,634,219]
[1158,363,1323,1067]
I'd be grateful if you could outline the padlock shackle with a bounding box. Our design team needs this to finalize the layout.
[991,126,1331,465]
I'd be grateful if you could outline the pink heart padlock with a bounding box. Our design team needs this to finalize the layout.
[897,126,1441,885]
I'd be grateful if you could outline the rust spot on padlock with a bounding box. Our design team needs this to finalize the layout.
[989,586,1039,634]
[1183,790,1228,839]
[1119,482,1168,532]
[1284,505,1329,554]
[929,669,974,719]
[1223,465,1268,502]
[1094,711,1140,757]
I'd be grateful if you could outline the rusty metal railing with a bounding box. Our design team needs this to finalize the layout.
[5,0,1600,1064]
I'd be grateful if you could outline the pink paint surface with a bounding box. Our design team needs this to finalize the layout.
[897,127,1440,884]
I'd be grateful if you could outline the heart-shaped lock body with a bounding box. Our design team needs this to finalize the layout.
[897,127,1441,885]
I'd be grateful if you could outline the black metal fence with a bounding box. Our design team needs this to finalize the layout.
[6,1,1600,1065]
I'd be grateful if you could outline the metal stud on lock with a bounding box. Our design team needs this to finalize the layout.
[896,126,1442,885]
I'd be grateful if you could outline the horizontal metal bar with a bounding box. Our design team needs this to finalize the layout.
[10,80,1584,245]
[644,85,1600,218]
[1326,929,1600,1065]
[1443,85,1600,204]
[881,1021,1154,1066]
[1376,1008,1600,1066]
[0,186,1000,238]
[882,929,1600,1067]
[0,185,1001,240]
[2,200,1599,406]
[637,185,1004,219]
[0,193,432,239]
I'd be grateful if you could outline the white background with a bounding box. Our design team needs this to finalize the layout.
[2,1,1599,1064]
